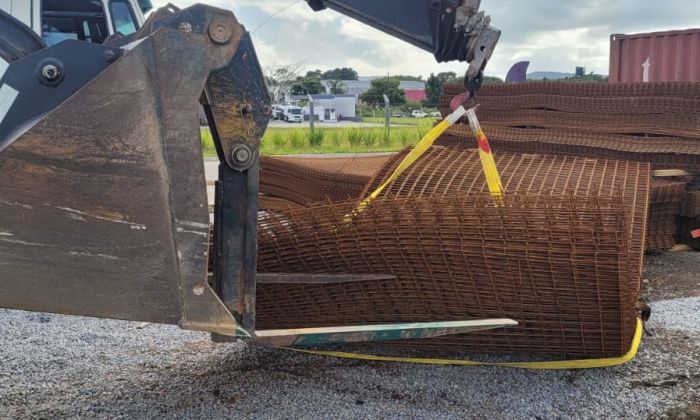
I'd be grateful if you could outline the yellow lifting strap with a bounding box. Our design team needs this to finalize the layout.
[345,105,505,222]
[344,105,468,222]
[465,107,504,205]
[282,318,643,370]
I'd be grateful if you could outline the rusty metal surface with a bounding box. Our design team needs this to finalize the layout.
[258,195,304,212]
[680,191,700,217]
[256,146,651,357]
[610,29,700,83]
[0,5,264,336]
[439,82,700,171]
[275,155,393,176]
[258,156,379,208]
[438,125,700,172]
[444,80,700,98]
[645,180,687,251]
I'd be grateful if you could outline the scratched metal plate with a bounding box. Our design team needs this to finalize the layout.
[0,18,236,333]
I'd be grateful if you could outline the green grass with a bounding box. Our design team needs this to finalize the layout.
[200,126,428,156]
[363,116,437,128]
[201,128,216,156]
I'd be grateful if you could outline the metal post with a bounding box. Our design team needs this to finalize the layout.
[307,93,314,132]
[383,94,390,147]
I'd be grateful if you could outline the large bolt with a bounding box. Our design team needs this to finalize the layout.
[233,147,250,164]
[230,143,254,170]
[41,64,60,82]
[208,17,233,44]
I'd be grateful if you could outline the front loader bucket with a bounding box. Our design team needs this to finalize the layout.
[0,5,269,336]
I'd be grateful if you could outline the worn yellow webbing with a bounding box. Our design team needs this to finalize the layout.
[282,319,643,370]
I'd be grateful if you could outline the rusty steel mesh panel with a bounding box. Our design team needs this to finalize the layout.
[438,128,700,171]
[258,196,304,212]
[256,147,651,357]
[680,191,700,217]
[468,110,698,138]
[363,147,650,261]
[271,155,393,176]
[469,125,700,156]
[442,81,700,101]
[438,126,688,250]
[438,82,700,171]
[259,156,383,207]
[645,180,687,250]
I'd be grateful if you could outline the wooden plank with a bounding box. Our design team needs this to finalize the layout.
[256,272,396,284]
[252,318,518,347]
[652,169,692,177]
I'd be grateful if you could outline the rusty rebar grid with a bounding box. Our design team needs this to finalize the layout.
[438,81,700,171]
[255,146,651,357]
[259,155,389,209]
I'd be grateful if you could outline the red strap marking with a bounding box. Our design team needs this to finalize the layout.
[475,132,492,153]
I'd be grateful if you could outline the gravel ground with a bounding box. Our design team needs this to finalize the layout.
[1,252,699,419]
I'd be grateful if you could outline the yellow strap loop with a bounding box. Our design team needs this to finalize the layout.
[282,318,643,370]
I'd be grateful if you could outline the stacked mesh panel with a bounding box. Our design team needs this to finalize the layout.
[439,81,699,249]
[677,187,700,250]
[438,82,700,171]
[256,146,651,357]
[258,155,390,211]
[646,180,686,250]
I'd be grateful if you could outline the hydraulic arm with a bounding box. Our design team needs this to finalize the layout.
[306,0,500,95]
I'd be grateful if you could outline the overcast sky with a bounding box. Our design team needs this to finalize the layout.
[153,0,700,79]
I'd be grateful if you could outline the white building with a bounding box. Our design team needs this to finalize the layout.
[290,94,358,121]
[304,105,337,122]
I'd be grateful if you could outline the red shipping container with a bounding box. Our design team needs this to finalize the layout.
[609,28,700,83]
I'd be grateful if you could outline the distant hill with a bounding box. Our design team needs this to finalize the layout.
[527,71,574,80]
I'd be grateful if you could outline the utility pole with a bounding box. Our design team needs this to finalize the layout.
[383,93,390,147]
[307,93,314,132]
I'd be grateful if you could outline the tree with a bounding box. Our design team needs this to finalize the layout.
[305,69,323,79]
[327,79,346,94]
[424,73,442,108]
[564,72,608,83]
[436,71,460,83]
[265,63,301,103]
[291,75,325,95]
[360,77,406,107]
[321,67,358,80]
[392,74,423,81]
[423,71,460,107]
[482,76,504,84]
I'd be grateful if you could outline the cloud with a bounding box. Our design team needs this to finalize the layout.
[152,0,700,79]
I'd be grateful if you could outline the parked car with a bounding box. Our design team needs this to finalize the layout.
[430,111,442,117]
[411,110,428,118]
